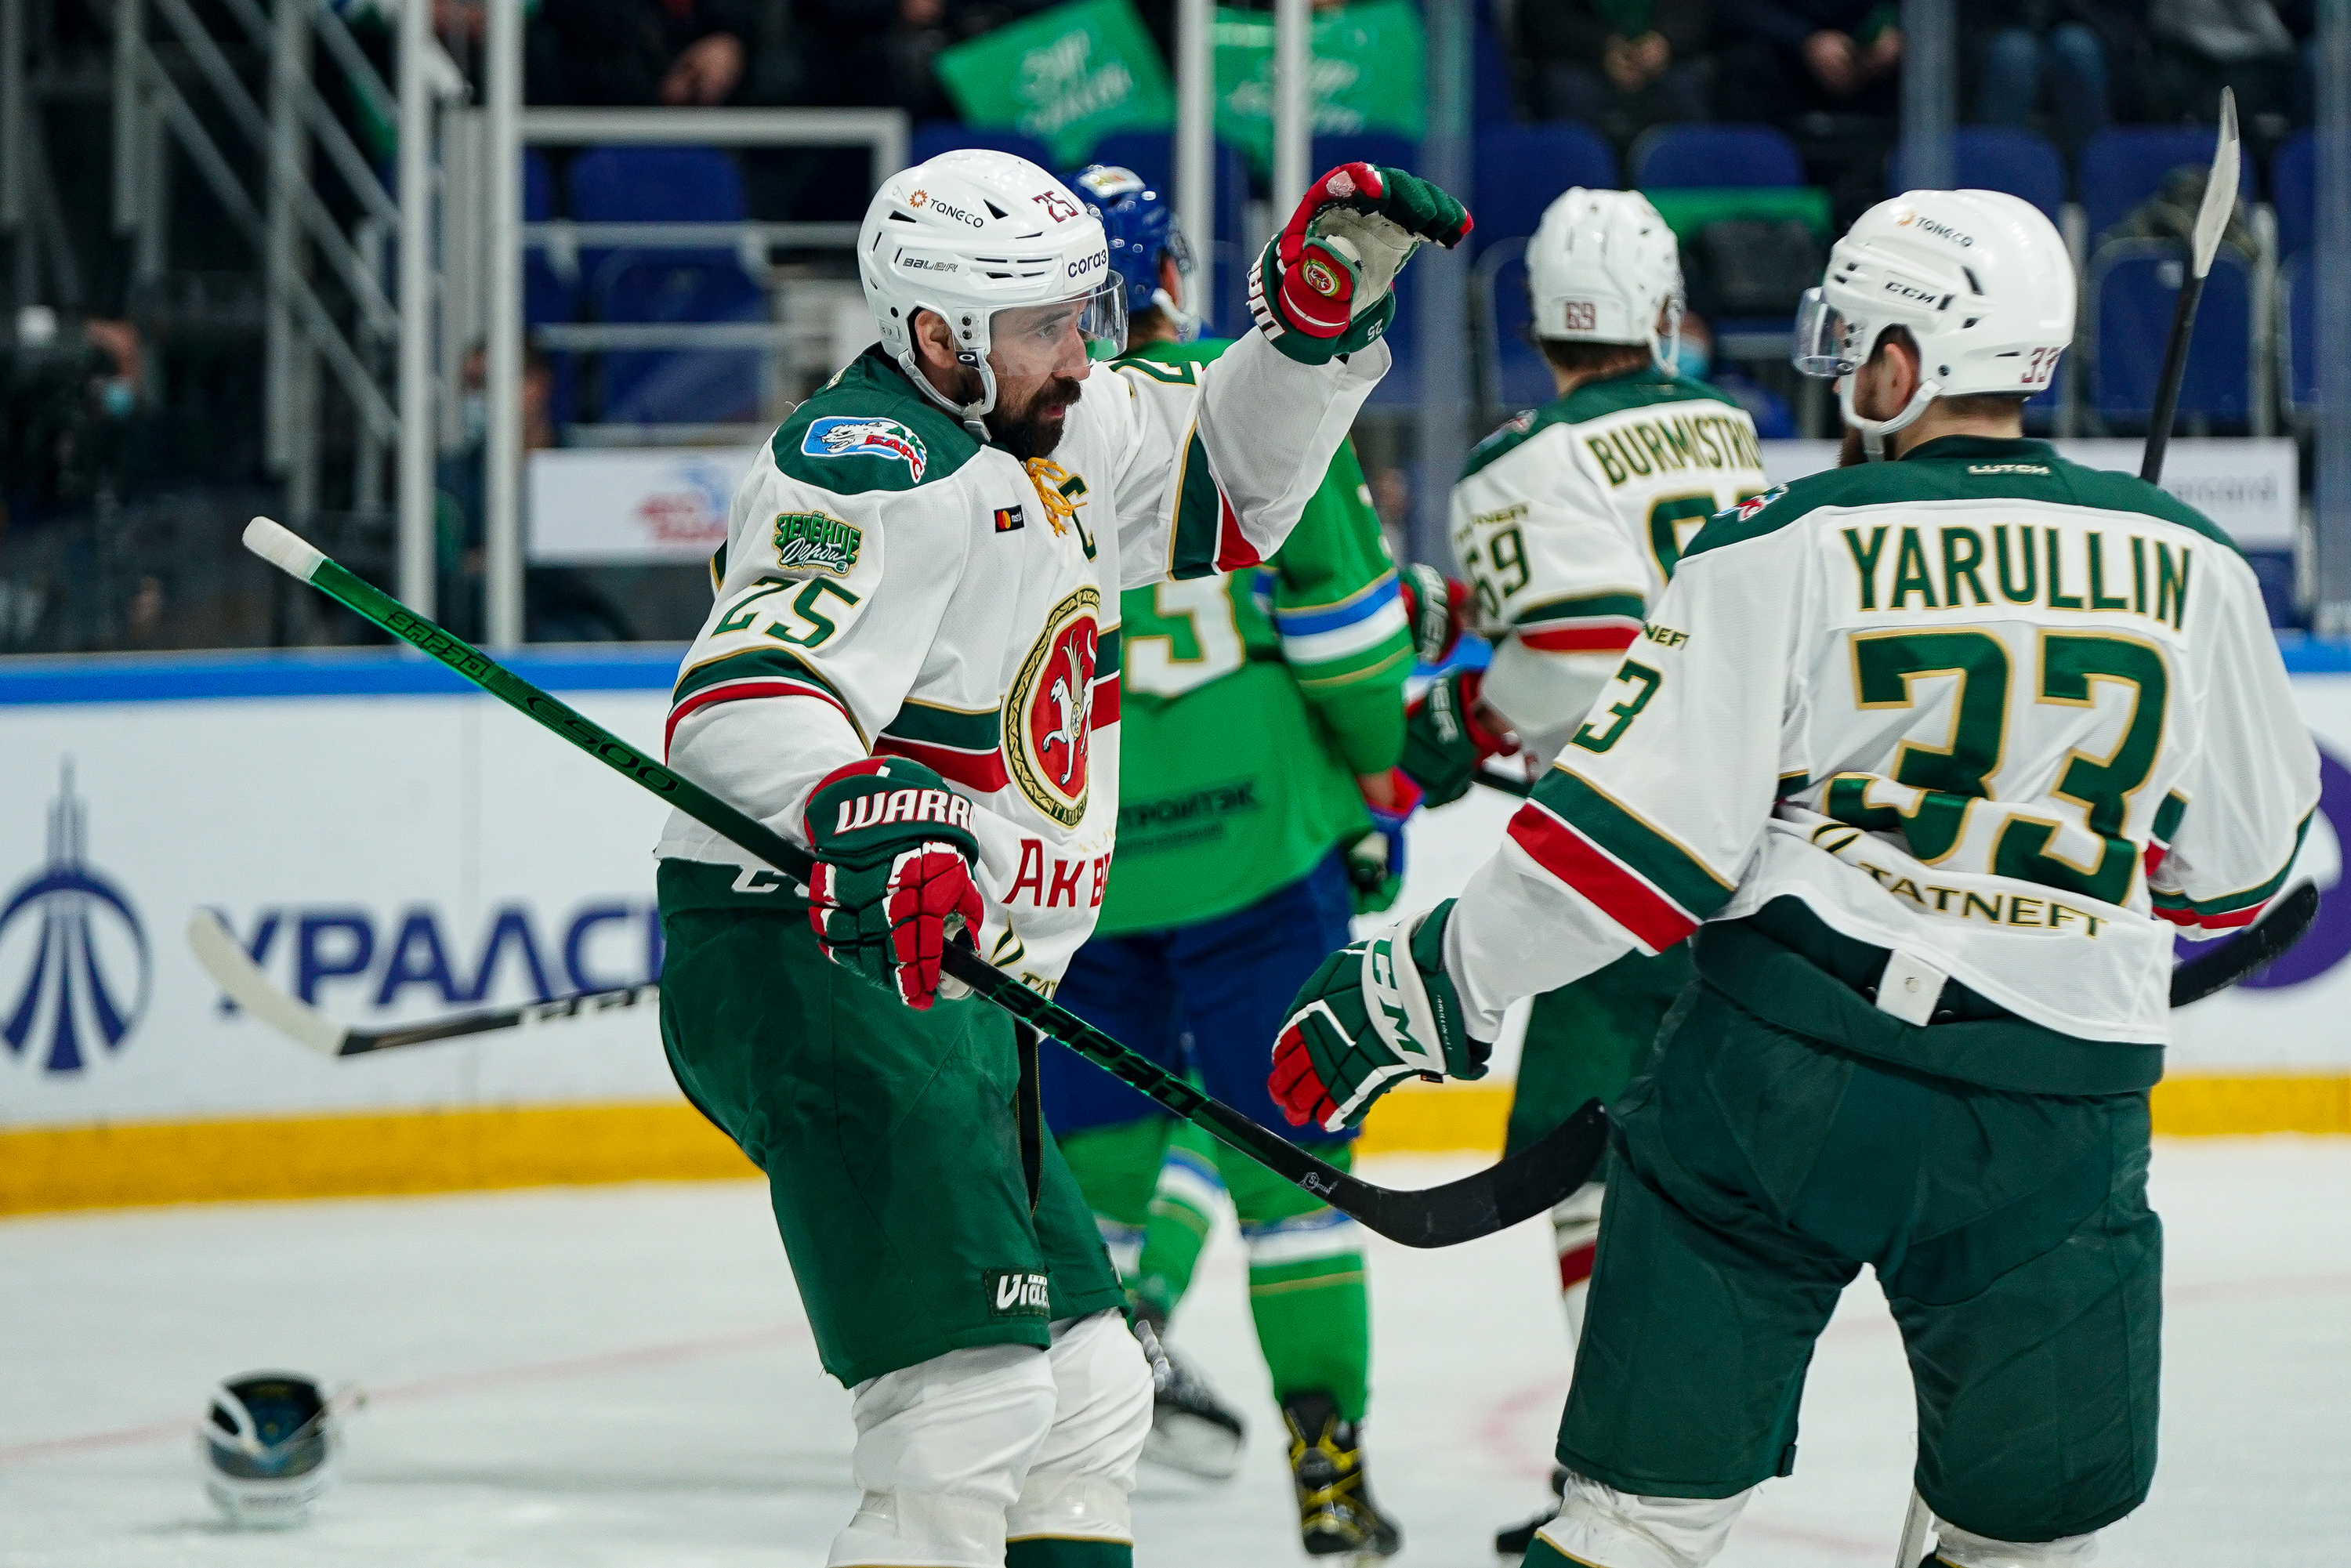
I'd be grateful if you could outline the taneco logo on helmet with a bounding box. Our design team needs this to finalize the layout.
[1066,248,1107,280]
[908,188,984,229]
[1895,209,1975,248]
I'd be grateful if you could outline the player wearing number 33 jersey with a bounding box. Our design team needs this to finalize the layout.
[1277,189,2319,1568]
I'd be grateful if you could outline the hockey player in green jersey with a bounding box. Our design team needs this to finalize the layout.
[1037,164,1454,1562]
[1274,189,2320,1567]
[656,148,1470,1568]
[1406,188,1767,1555]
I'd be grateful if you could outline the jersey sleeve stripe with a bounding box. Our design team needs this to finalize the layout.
[1505,802,1699,954]
[1512,591,1646,628]
[666,677,854,755]
[2150,810,2313,925]
[1531,767,1736,918]
[1520,624,1642,654]
[1274,574,1402,634]
[668,649,862,753]
[873,734,1011,792]
[1280,600,1412,665]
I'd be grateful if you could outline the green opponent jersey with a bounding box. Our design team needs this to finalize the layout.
[1096,338,1414,934]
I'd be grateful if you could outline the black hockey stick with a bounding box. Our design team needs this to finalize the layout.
[239,518,1606,1248]
[2169,880,2319,1008]
[187,909,657,1056]
[2141,88,2240,484]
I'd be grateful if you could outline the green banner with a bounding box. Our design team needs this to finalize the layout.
[1213,1,1425,176]
[935,0,1175,168]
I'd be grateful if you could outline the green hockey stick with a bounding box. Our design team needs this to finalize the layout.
[240,518,1605,1248]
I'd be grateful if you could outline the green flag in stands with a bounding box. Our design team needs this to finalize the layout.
[935,0,1175,167]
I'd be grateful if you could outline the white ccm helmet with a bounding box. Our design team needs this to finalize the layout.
[1794,189,2074,456]
[1527,187,1683,367]
[858,150,1126,424]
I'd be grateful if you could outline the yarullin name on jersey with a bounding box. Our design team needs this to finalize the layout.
[209,903,661,1013]
[1843,521,2194,630]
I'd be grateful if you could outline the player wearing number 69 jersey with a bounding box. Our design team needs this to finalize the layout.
[1278,189,2320,1568]
[1415,190,1767,1552]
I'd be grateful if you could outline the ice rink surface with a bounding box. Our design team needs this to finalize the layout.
[3,1139,2346,1567]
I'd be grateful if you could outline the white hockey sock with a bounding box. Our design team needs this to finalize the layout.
[1007,1309,1153,1547]
[1930,1516,2100,1566]
[1532,1470,1750,1568]
[828,1343,1057,1568]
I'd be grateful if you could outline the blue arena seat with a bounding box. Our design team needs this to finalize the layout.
[1473,24,1515,125]
[2273,129,2316,262]
[2089,240,2255,428]
[1628,123,1802,189]
[522,150,580,425]
[1472,123,1618,252]
[1887,127,2066,220]
[2282,251,2317,419]
[1477,238,1552,411]
[2078,125,2256,241]
[910,121,1054,171]
[566,147,763,425]
[1085,132,1253,336]
[1314,133,1424,407]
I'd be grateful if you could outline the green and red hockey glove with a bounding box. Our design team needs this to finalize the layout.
[803,758,984,1011]
[1397,563,1472,667]
[1270,900,1487,1132]
[1345,766,1423,915]
[1399,668,1517,807]
[1251,163,1473,364]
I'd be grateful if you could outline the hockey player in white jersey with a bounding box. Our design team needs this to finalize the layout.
[1275,188,2318,1567]
[1405,189,1767,1556]
[654,148,1468,1568]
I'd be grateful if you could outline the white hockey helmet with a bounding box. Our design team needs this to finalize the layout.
[1526,187,1683,367]
[1793,189,2074,454]
[858,150,1126,422]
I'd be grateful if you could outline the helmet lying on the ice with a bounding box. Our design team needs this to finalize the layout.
[1067,163,1200,341]
[857,150,1128,420]
[1792,189,2074,447]
[197,1371,339,1528]
[1525,187,1683,364]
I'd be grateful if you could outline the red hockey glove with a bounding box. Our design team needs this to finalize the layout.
[804,758,984,1011]
[1251,163,1472,364]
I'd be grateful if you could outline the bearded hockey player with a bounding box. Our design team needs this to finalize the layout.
[1411,188,1766,1555]
[1034,164,1454,1560]
[654,149,1467,1568]
[1274,188,2319,1568]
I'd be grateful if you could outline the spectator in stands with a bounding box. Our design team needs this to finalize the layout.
[1717,0,1902,125]
[1516,0,1712,150]
[2141,0,2296,133]
[1968,1,2135,152]
[526,0,758,107]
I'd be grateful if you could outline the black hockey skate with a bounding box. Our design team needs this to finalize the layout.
[1494,1467,1567,1557]
[1281,1391,1401,1561]
[1132,1305,1245,1480]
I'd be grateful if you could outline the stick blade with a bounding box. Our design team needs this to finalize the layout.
[187,910,348,1056]
[1348,1099,1610,1248]
[2190,87,2242,278]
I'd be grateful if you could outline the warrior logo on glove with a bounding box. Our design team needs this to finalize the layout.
[805,758,985,1010]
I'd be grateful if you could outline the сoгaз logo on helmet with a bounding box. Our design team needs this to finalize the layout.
[1005,587,1100,827]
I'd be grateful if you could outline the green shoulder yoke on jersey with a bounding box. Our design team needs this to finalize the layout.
[772,346,984,497]
[1459,364,1744,482]
[1683,435,2239,563]
[1121,336,1233,372]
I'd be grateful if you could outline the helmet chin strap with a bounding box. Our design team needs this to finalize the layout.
[1152,286,1200,344]
[1838,372,1940,461]
[897,342,998,434]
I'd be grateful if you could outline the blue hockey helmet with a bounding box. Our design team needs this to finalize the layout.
[1066,165,1201,342]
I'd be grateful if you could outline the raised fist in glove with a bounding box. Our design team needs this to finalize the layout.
[804,758,984,1010]
[1270,900,1487,1132]
[1252,163,1473,364]
[1396,563,1472,667]
[1399,668,1518,807]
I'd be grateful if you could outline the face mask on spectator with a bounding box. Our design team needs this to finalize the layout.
[462,392,488,445]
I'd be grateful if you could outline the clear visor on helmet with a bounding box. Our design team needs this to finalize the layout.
[1791,287,1858,378]
[990,282,1128,373]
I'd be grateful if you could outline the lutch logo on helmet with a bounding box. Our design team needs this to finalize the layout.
[1005,587,1101,827]
[802,417,929,480]
[0,761,150,1074]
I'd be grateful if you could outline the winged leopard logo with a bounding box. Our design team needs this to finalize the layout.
[1037,632,1096,786]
